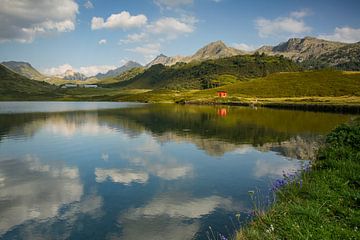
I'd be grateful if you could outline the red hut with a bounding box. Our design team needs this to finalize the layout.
[217,91,227,98]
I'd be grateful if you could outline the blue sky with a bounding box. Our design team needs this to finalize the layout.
[0,0,359,76]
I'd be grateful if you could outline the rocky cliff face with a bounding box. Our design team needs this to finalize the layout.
[146,40,244,67]
[256,37,360,69]
[146,54,183,67]
[186,40,244,62]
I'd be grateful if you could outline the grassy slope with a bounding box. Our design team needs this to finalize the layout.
[194,70,360,98]
[237,121,360,239]
[108,54,300,90]
[55,88,149,101]
[0,65,60,100]
[3,63,44,80]
[115,70,360,106]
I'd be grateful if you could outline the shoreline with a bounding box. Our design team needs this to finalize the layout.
[236,120,360,239]
[182,100,360,114]
[1,98,360,114]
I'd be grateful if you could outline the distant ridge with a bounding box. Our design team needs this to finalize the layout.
[95,61,142,79]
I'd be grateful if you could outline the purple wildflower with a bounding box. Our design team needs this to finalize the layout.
[219,233,228,240]
[299,179,303,188]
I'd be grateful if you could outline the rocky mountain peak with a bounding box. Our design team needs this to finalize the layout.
[63,69,87,80]
[258,37,350,62]
[192,40,240,59]
[146,54,179,67]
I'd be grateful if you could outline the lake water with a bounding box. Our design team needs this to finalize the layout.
[0,102,355,240]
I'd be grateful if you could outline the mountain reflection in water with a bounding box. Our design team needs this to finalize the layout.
[0,103,354,239]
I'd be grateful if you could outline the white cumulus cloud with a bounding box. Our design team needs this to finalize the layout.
[148,16,196,39]
[120,32,148,44]
[255,11,312,38]
[126,43,161,56]
[232,43,257,52]
[84,0,94,9]
[0,0,78,43]
[318,27,360,43]
[78,65,116,77]
[98,39,107,45]
[43,64,74,76]
[91,11,147,30]
[43,64,116,77]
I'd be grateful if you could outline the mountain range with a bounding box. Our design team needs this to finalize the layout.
[146,37,360,70]
[1,36,359,86]
[146,40,243,67]
[257,37,360,70]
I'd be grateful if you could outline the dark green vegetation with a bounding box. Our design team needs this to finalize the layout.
[105,54,300,90]
[99,67,145,85]
[237,120,360,239]
[0,65,59,100]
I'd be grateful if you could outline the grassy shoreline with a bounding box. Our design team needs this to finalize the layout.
[182,99,360,114]
[1,95,360,113]
[236,120,360,239]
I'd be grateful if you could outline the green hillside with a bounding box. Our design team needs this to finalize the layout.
[1,61,45,80]
[107,54,300,90]
[0,65,59,100]
[208,70,360,98]
[116,70,360,104]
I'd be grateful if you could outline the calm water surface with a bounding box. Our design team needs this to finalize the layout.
[0,102,355,239]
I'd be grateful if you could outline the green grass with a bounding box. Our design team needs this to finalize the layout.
[194,70,360,99]
[0,64,60,100]
[237,120,360,240]
[55,88,150,101]
[111,70,360,108]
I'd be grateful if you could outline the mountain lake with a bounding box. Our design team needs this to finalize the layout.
[0,102,356,240]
